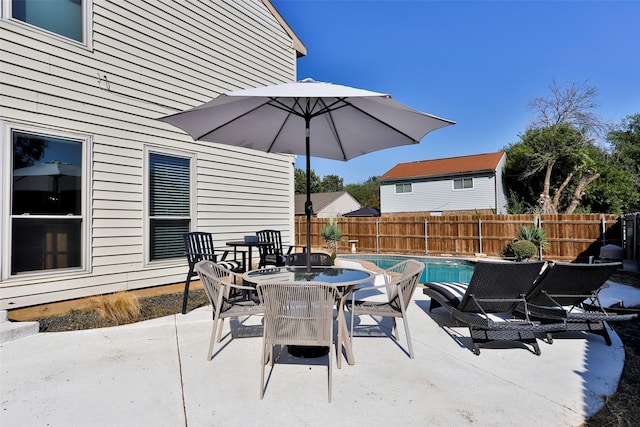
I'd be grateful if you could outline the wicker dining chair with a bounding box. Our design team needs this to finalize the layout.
[346,259,424,359]
[256,282,339,402]
[194,260,262,361]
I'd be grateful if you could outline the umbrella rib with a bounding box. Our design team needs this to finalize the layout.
[317,99,348,161]
[193,98,276,141]
[339,98,423,143]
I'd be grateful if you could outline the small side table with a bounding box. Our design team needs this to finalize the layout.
[348,240,358,253]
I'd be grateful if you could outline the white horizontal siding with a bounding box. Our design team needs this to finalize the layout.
[381,173,499,213]
[1,0,298,308]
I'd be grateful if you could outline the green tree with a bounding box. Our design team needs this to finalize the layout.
[608,113,640,211]
[345,176,380,208]
[320,174,344,192]
[505,81,607,214]
[294,168,321,194]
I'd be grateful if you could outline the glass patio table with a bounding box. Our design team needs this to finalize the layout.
[243,266,375,368]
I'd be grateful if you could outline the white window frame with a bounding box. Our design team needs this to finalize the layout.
[144,146,196,266]
[395,182,413,194]
[2,121,91,279]
[453,177,474,190]
[1,0,93,49]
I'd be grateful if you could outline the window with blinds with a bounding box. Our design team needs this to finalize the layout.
[149,152,191,260]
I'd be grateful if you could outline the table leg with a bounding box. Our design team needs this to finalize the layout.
[336,295,355,369]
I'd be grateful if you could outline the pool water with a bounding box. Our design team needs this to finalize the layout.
[339,254,475,284]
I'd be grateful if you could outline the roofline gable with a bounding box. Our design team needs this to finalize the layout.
[262,0,307,57]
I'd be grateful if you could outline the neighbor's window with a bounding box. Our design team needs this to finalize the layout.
[148,152,192,261]
[453,178,473,190]
[10,0,89,43]
[11,130,84,274]
[395,183,412,194]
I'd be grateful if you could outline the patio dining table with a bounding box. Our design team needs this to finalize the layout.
[243,266,375,368]
[226,240,273,271]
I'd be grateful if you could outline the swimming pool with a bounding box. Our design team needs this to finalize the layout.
[339,254,475,284]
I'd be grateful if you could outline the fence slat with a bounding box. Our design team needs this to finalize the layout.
[295,214,620,262]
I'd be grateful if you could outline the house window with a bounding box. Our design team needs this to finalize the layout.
[395,183,412,194]
[10,129,85,274]
[148,152,192,261]
[453,178,473,190]
[9,0,90,44]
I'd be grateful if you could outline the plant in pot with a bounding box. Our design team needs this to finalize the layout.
[321,217,343,260]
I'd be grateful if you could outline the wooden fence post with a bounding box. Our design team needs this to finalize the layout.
[424,219,429,255]
[478,218,483,254]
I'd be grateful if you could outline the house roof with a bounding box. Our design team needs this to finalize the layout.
[343,207,381,217]
[263,0,307,57]
[294,191,356,215]
[379,151,505,182]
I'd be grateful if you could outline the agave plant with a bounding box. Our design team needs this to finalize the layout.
[517,225,549,250]
[321,217,343,256]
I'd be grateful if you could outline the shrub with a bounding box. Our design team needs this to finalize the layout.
[90,291,141,324]
[517,225,549,250]
[510,240,538,261]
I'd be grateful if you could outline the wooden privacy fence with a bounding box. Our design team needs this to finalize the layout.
[294,214,622,262]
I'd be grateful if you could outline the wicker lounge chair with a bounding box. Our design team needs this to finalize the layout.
[182,231,246,314]
[517,262,637,345]
[346,259,424,358]
[256,282,339,402]
[194,260,263,361]
[423,260,564,355]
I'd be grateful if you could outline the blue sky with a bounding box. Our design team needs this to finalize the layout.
[272,0,640,184]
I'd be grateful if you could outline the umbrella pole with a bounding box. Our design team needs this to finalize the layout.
[304,116,312,273]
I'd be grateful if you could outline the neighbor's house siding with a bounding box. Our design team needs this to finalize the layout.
[381,173,503,213]
[316,194,361,218]
[380,153,508,215]
[1,0,302,309]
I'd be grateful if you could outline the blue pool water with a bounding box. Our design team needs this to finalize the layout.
[339,254,475,284]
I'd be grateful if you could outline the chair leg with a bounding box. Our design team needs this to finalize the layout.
[401,315,414,359]
[216,318,225,343]
[181,271,194,314]
[260,344,267,399]
[328,343,333,403]
[208,317,220,361]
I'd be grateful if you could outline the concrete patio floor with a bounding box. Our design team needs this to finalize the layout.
[2,262,639,427]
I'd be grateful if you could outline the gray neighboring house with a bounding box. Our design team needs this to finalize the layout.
[379,151,508,215]
[294,192,361,218]
[1,0,306,309]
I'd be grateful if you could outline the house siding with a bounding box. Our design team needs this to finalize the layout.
[316,194,361,218]
[381,173,502,214]
[1,0,299,309]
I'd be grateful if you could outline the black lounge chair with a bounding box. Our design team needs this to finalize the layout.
[517,262,638,345]
[423,260,565,355]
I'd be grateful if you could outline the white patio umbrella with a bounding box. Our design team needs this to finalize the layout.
[159,78,454,271]
[13,160,81,192]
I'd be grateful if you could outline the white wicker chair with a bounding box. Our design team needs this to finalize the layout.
[256,282,339,402]
[195,260,263,361]
[346,259,424,358]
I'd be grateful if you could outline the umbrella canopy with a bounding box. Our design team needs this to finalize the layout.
[159,78,454,270]
[13,160,81,192]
